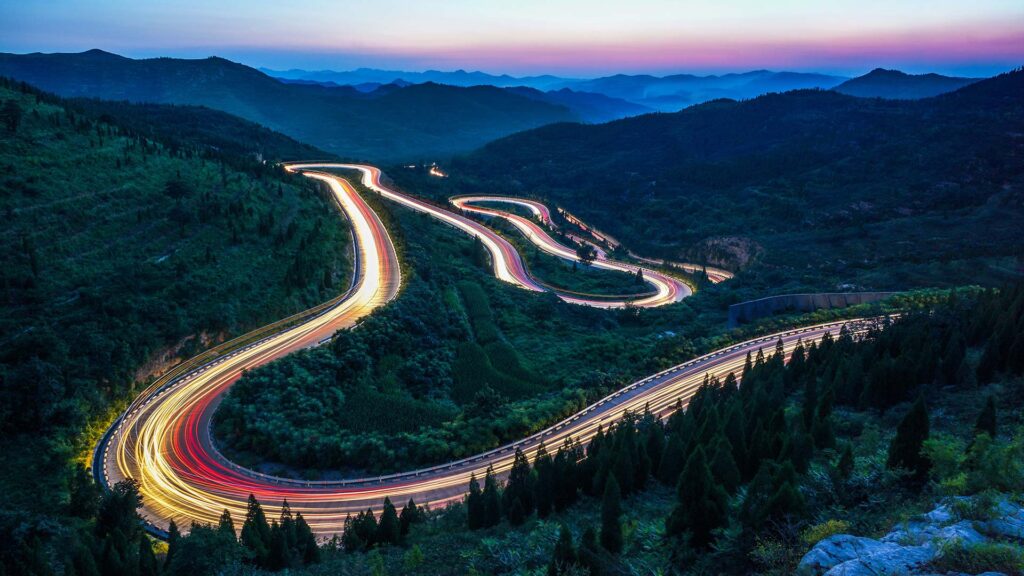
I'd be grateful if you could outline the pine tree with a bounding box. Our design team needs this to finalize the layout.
[579,527,604,576]
[341,514,363,553]
[240,494,271,565]
[666,447,729,549]
[534,443,555,518]
[218,509,235,538]
[836,443,855,480]
[503,448,535,522]
[295,512,320,565]
[886,397,931,482]
[164,519,181,570]
[67,464,100,519]
[267,520,289,570]
[813,385,836,449]
[399,499,421,537]
[599,476,623,553]
[975,395,997,437]
[466,473,485,529]
[548,524,578,576]
[658,433,686,485]
[710,436,742,493]
[482,466,502,528]
[377,497,401,545]
[138,535,159,576]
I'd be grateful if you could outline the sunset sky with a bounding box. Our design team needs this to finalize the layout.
[3,0,1023,76]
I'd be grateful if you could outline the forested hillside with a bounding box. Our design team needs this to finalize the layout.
[439,69,1024,290]
[0,50,578,162]
[0,77,350,518]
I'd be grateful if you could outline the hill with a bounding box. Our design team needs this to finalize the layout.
[437,70,1024,290]
[262,66,574,90]
[0,50,578,162]
[0,77,350,510]
[834,68,980,99]
[555,69,848,111]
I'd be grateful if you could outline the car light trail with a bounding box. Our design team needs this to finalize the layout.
[95,163,875,539]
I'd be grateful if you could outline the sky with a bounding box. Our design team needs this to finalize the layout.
[2,0,1023,77]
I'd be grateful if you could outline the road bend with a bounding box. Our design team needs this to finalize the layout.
[96,164,874,538]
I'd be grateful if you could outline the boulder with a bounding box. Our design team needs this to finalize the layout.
[798,535,903,574]
[823,544,934,576]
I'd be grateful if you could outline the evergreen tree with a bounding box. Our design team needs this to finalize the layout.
[240,494,271,565]
[836,443,855,480]
[813,385,836,449]
[578,527,604,576]
[975,395,997,437]
[138,535,159,576]
[399,499,421,537]
[599,476,623,553]
[377,497,401,545]
[658,433,686,485]
[666,447,728,549]
[267,520,289,570]
[482,466,502,528]
[218,509,235,538]
[295,512,320,565]
[67,464,100,519]
[164,519,181,571]
[534,443,555,518]
[886,397,931,482]
[466,473,485,529]
[341,514,363,553]
[548,524,578,576]
[503,448,535,522]
[709,436,742,493]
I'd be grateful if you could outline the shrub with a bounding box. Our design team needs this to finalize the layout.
[801,520,850,547]
[930,540,1024,574]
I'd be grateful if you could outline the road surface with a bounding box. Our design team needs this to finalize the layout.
[95,164,869,537]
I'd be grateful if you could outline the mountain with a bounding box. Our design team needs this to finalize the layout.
[551,70,848,111]
[262,66,574,91]
[443,70,1024,285]
[0,50,578,162]
[834,68,981,99]
[504,86,651,122]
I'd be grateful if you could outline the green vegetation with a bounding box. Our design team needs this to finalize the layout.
[0,76,349,565]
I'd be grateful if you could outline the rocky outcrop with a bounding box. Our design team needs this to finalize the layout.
[798,498,1024,576]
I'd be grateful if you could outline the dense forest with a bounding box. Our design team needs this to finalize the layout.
[420,69,1024,289]
[0,76,350,566]
[11,281,1022,575]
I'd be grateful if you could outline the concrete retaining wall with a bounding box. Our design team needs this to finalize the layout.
[727,292,900,328]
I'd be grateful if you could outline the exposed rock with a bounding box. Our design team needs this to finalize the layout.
[798,535,902,574]
[799,497,1024,576]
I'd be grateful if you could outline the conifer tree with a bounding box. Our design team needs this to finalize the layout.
[710,436,742,493]
[377,497,401,545]
[295,512,320,564]
[165,519,182,570]
[218,509,235,538]
[836,443,855,480]
[503,448,534,522]
[466,473,485,529]
[975,395,997,437]
[482,466,502,528]
[600,476,623,553]
[267,520,289,570]
[667,447,728,549]
[534,443,555,518]
[548,524,578,576]
[240,494,271,564]
[658,433,686,485]
[887,397,931,481]
[399,499,421,537]
[578,527,604,576]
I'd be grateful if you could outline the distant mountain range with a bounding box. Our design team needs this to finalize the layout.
[833,68,981,99]
[0,50,605,162]
[264,67,852,111]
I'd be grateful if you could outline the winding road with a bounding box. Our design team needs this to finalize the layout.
[94,163,866,537]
